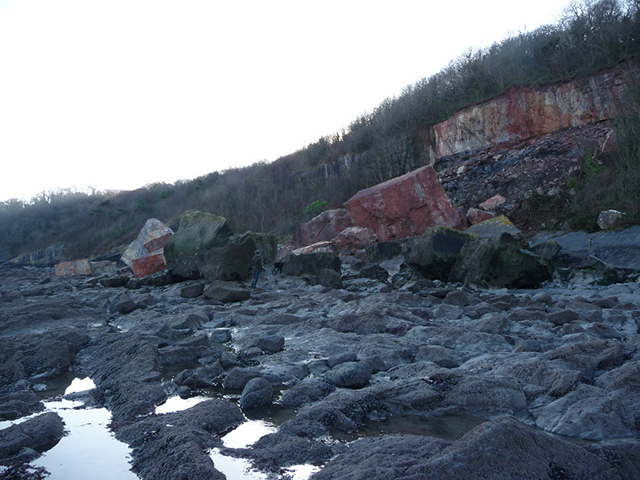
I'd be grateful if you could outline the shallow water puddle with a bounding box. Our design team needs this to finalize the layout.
[155,394,209,414]
[32,398,138,480]
[1,377,138,480]
[209,419,321,480]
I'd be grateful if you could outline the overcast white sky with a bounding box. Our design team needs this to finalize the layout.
[0,0,574,202]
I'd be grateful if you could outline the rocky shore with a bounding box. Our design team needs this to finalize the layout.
[1,242,639,479]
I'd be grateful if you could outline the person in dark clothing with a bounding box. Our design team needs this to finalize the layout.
[250,250,263,288]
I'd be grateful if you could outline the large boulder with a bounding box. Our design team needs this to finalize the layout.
[450,232,553,288]
[121,218,174,267]
[405,226,475,280]
[281,252,341,278]
[200,233,256,282]
[164,212,232,279]
[344,166,462,242]
[293,209,353,246]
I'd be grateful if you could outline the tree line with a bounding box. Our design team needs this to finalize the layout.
[2,0,639,260]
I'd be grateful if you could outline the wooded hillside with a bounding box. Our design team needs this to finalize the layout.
[2,0,640,261]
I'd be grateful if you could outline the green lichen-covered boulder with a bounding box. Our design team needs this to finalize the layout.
[450,232,553,288]
[405,226,475,280]
[164,212,233,279]
[464,215,521,240]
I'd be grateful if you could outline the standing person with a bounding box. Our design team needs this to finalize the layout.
[250,250,263,288]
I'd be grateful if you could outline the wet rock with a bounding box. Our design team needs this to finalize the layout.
[0,412,65,464]
[179,282,204,298]
[116,399,244,480]
[324,361,372,389]
[203,281,251,303]
[317,268,343,289]
[222,367,262,390]
[0,390,44,421]
[173,365,221,389]
[109,299,143,315]
[534,384,637,440]
[357,264,389,283]
[327,352,358,368]
[547,309,580,325]
[239,377,273,409]
[99,275,129,288]
[279,378,336,407]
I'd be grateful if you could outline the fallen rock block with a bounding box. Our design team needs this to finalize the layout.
[344,166,462,242]
[131,250,167,278]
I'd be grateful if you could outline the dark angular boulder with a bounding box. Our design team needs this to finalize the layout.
[450,232,553,288]
[281,252,341,277]
[406,226,475,280]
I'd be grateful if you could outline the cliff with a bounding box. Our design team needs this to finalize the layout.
[430,62,638,158]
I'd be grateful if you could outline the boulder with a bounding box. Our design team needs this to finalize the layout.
[281,252,341,278]
[0,412,65,463]
[405,226,475,280]
[478,194,506,210]
[450,232,553,288]
[164,212,232,279]
[54,259,91,276]
[239,377,273,409]
[317,268,343,289]
[324,361,372,389]
[131,250,167,278]
[331,226,377,253]
[344,166,462,242]
[597,209,627,230]
[463,215,521,239]
[200,233,256,282]
[203,281,251,303]
[293,209,353,246]
[466,207,494,225]
[121,218,173,267]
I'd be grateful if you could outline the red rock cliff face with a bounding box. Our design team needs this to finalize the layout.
[432,64,638,157]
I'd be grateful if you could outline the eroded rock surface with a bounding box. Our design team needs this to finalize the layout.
[0,260,639,479]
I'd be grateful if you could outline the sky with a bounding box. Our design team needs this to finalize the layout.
[0,0,575,203]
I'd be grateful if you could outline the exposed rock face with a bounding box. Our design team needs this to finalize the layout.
[344,166,462,242]
[121,218,173,268]
[293,209,353,247]
[432,64,637,157]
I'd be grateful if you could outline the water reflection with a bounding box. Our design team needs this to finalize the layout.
[155,395,209,414]
[32,398,139,480]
